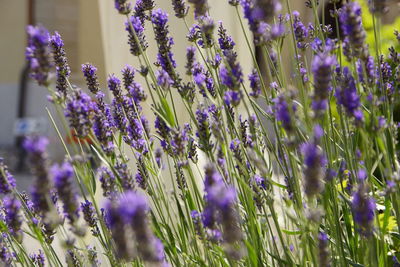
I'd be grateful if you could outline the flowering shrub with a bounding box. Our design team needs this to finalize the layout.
[1,0,400,266]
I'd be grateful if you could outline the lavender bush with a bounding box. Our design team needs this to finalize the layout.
[1,0,400,266]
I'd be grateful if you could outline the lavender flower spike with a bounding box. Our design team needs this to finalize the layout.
[115,0,132,15]
[188,0,208,18]
[339,2,368,59]
[172,0,188,18]
[26,25,52,86]
[318,232,331,267]
[52,162,81,229]
[352,178,376,237]
[50,31,71,100]
[82,63,100,95]
[106,191,169,264]
[3,196,23,242]
[125,15,148,56]
[311,52,336,117]
[252,0,282,23]
[0,158,16,195]
[302,125,326,198]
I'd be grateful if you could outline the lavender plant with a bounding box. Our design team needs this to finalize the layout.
[1,0,400,266]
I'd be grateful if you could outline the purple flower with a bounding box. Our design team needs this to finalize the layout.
[318,232,330,267]
[203,165,243,259]
[93,106,115,155]
[196,106,213,152]
[188,0,208,18]
[105,191,168,264]
[121,64,136,89]
[25,25,52,86]
[292,11,308,49]
[82,63,100,94]
[3,196,23,242]
[81,200,99,236]
[152,9,179,84]
[30,250,45,267]
[368,0,388,14]
[185,46,196,75]
[125,15,148,56]
[224,90,242,106]
[220,50,243,91]
[192,63,215,97]
[339,2,368,59]
[252,0,281,23]
[23,137,56,236]
[311,52,336,117]
[115,0,132,14]
[0,159,16,194]
[156,69,173,89]
[65,89,96,137]
[49,31,71,100]
[115,162,135,191]
[218,23,235,51]
[172,0,188,18]
[249,69,261,98]
[352,181,376,237]
[302,125,326,198]
[335,67,363,120]
[197,16,215,48]
[52,162,80,226]
[273,94,294,133]
[98,167,118,200]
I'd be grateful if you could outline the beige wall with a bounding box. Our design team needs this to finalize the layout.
[0,0,27,83]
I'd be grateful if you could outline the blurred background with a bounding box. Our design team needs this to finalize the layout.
[0,0,399,191]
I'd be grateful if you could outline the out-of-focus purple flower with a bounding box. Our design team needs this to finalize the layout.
[65,89,96,137]
[3,196,23,242]
[318,232,330,267]
[172,0,189,18]
[156,69,173,89]
[302,125,326,198]
[52,162,80,227]
[339,2,368,59]
[49,31,71,100]
[203,167,243,259]
[30,250,45,267]
[26,25,52,86]
[224,90,242,106]
[105,191,169,264]
[185,46,196,75]
[311,52,336,117]
[0,234,12,265]
[188,0,208,18]
[115,0,132,14]
[0,159,16,195]
[252,0,281,23]
[273,94,295,133]
[352,181,376,237]
[335,67,363,121]
[368,0,388,14]
[249,69,261,98]
[125,15,148,56]
[87,246,100,267]
[220,50,243,92]
[198,16,215,48]
[25,139,58,243]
